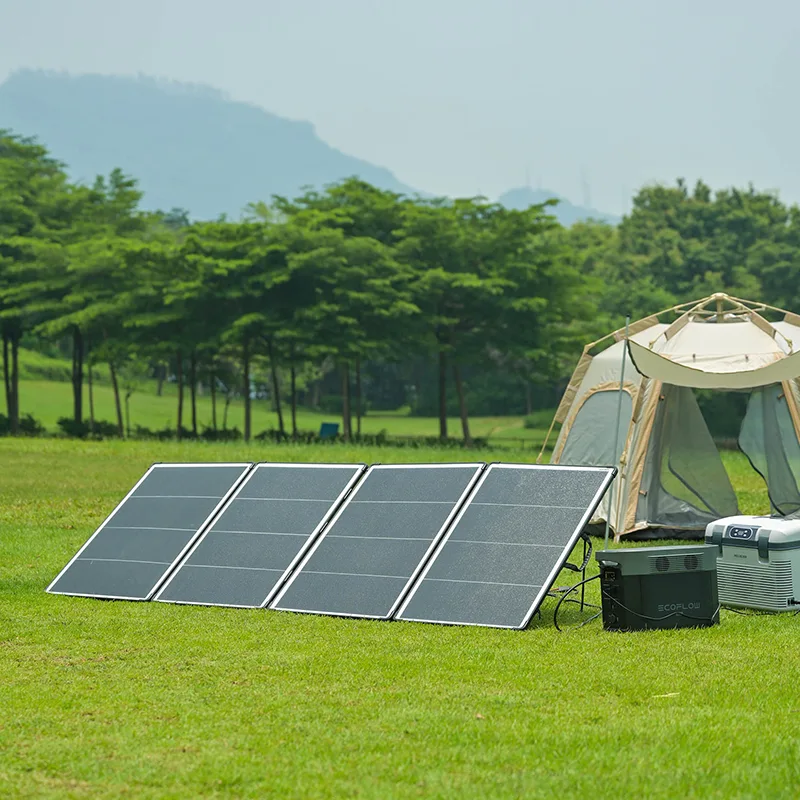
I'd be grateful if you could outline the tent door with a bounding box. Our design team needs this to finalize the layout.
[739,384,800,516]
[636,385,739,531]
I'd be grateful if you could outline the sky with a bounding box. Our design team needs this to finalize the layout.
[2,0,800,215]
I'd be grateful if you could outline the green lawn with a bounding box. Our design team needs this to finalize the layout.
[2,438,797,797]
[14,377,547,446]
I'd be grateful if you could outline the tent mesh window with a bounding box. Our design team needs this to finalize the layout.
[559,389,632,467]
[740,384,800,517]
[637,385,739,529]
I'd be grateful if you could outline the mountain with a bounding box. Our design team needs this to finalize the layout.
[498,186,620,226]
[0,70,620,225]
[0,70,419,219]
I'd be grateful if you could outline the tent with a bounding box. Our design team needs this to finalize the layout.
[540,293,800,539]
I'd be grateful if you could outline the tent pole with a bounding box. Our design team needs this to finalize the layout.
[605,315,630,549]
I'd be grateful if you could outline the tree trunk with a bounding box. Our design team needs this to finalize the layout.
[452,362,472,447]
[438,350,448,440]
[109,361,124,437]
[290,363,298,439]
[176,350,184,439]
[341,362,352,442]
[2,330,9,419]
[10,333,19,434]
[243,341,251,442]
[525,380,533,415]
[210,371,218,431]
[267,339,285,435]
[87,346,95,435]
[125,392,132,438]
[355,356,362,438]
[189,350,198,436]
[223,393,231,431]
[310,379,320,410]
[71,327,84,425]
[156,363,165,397]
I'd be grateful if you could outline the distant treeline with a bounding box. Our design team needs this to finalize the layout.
[2,129,799,441]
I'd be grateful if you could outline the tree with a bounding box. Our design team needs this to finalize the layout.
[396,197,565,443]
[0,131,71,432]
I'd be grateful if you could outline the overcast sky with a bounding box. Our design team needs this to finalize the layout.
[2,0,799,214]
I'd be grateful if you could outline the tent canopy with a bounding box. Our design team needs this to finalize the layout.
[542,293,800,539]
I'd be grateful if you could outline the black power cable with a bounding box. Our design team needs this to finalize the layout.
[553,574,601,632]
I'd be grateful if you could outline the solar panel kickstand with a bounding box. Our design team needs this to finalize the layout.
[561,532,592,611]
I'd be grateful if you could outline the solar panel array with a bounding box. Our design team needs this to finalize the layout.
[47,463,251,600]
[48,460,615,629]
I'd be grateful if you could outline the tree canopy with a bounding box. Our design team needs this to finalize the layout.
[2,129,800,442]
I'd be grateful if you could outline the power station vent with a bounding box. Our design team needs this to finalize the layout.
[649,553,702,574]
[717,560,794,610]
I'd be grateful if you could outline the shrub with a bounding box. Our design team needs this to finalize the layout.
[0,413,46,436]
[252,428,489,449]
[57,417,122,439]
[18,414,46,436]
[201,427,242,442]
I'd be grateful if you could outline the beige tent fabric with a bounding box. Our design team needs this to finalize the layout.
[544,292,800,537]
[628,340,800,389]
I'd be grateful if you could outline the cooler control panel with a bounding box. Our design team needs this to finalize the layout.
[726,525,758,541]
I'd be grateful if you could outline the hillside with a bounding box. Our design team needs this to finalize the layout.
[0,70,418,219]
[498,186,619,225]
[0,70,619,225]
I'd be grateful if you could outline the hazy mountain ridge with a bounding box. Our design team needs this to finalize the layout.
[498,186,619,226]
[0,70,419,219]
[0,70,617,225]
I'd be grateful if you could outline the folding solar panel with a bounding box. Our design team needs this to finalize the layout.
[270,463,485,620]
[396,464,616,629]
[47,463,252,601]
[154,463,366,608]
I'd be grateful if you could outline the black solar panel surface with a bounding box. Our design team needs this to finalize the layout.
[396,464,615,629]
[47,463,252,600]
[271,464,484,619]
[155,463,366,607]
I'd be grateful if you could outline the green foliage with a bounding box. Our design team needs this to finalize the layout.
[4,126,800,448]
[56,417,121,439]
[0,412,44,436]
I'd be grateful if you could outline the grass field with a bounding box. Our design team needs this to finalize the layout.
[14,376,547,447]
[2,438,798,798]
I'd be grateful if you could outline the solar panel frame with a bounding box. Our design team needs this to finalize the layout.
[395,463,616,630]
[269,462,486,620]
[153,462,368,609]
[46,462,253,601]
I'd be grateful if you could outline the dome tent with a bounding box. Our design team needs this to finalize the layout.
[539,293,800,539]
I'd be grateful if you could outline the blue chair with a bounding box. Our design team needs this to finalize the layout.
[319,422,339,439]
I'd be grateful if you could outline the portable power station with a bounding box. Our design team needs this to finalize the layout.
[595,545,720,631]
[705,515,800,611]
